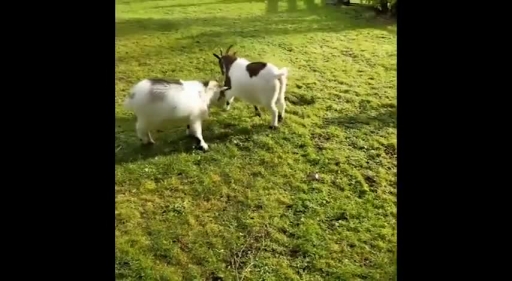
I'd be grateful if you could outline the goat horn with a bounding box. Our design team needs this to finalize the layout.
[220,48,223,55]
[225,44,234,54]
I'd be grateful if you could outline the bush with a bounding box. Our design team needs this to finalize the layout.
[361,0,397,16]
[390,0,397,17]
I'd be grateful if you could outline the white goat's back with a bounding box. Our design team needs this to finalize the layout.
[124,79,206,123]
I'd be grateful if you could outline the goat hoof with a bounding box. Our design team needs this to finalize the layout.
[141,141,155,146]
[195,144,209,151]
[255,112,262,117]
[269,125,279,130]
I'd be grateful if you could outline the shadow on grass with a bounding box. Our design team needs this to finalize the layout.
[146,0,265,9]
[115,114,270,164]
[323,107,396,130]
[116,3,395,39]
[116,0,165,3]
[265,0,320,13]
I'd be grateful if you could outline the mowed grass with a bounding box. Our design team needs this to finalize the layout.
[115,0,396,280]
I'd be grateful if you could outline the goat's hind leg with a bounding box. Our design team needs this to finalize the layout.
[225,96,235,110]
[136,118,155,145]
[276,77,287,123]
[276,100,285,123]
[267,85,281,129]
[267,102,279,129]
[189,120,209,151]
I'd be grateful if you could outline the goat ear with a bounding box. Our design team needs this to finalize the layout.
[221,86,230,92]
[213,54,221,60]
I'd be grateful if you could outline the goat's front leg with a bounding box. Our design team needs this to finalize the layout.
[225,96,235,110]
[189,120,208,151]
[254,106,261,117]
[136,119,155,145]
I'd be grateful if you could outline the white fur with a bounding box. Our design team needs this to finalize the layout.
[224,58,288,127]
[124,79,228,150]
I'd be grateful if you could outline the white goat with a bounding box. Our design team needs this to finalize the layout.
[123,78,228,150]
[213,45,288,129]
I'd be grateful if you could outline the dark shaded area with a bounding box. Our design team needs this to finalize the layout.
[322,107,396,129]
[266,0,279,13]
[143,0,265,10]
[116,4,395,39]
[379,0,389,14]
[287,0,298,11]
[266,0,319,13]
[115,116,189,164]
[390,0,396,17]
[359,0,397,17]
[115,114,271,164]
[303,0,318,10]
[287,92,316,106]
[116,0,167,3]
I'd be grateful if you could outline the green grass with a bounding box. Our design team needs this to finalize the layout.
[115,0,396,280]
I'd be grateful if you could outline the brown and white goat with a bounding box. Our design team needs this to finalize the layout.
[213,45,289,128]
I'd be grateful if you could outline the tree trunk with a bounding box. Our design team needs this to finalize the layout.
[380,0,389,14]
[287,0,297,11]
[390,0,397,17]
[266,0,279,13]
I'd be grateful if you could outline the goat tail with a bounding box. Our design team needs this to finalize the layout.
[275,67,288,79]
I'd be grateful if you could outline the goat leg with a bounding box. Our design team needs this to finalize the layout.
[189,121,209,151]
[254,106,262,117]
[269,104,280,129]
[136,119,155,145]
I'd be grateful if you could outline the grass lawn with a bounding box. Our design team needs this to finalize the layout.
[115,0,396,280]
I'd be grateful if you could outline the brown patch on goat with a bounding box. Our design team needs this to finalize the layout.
[217,55,236,99]
[223,76,232,91]
[213,54,237,78]
[213,44,238,93]
[221,55,237,77]
[217,76,231,101]
[246,62,267,78]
